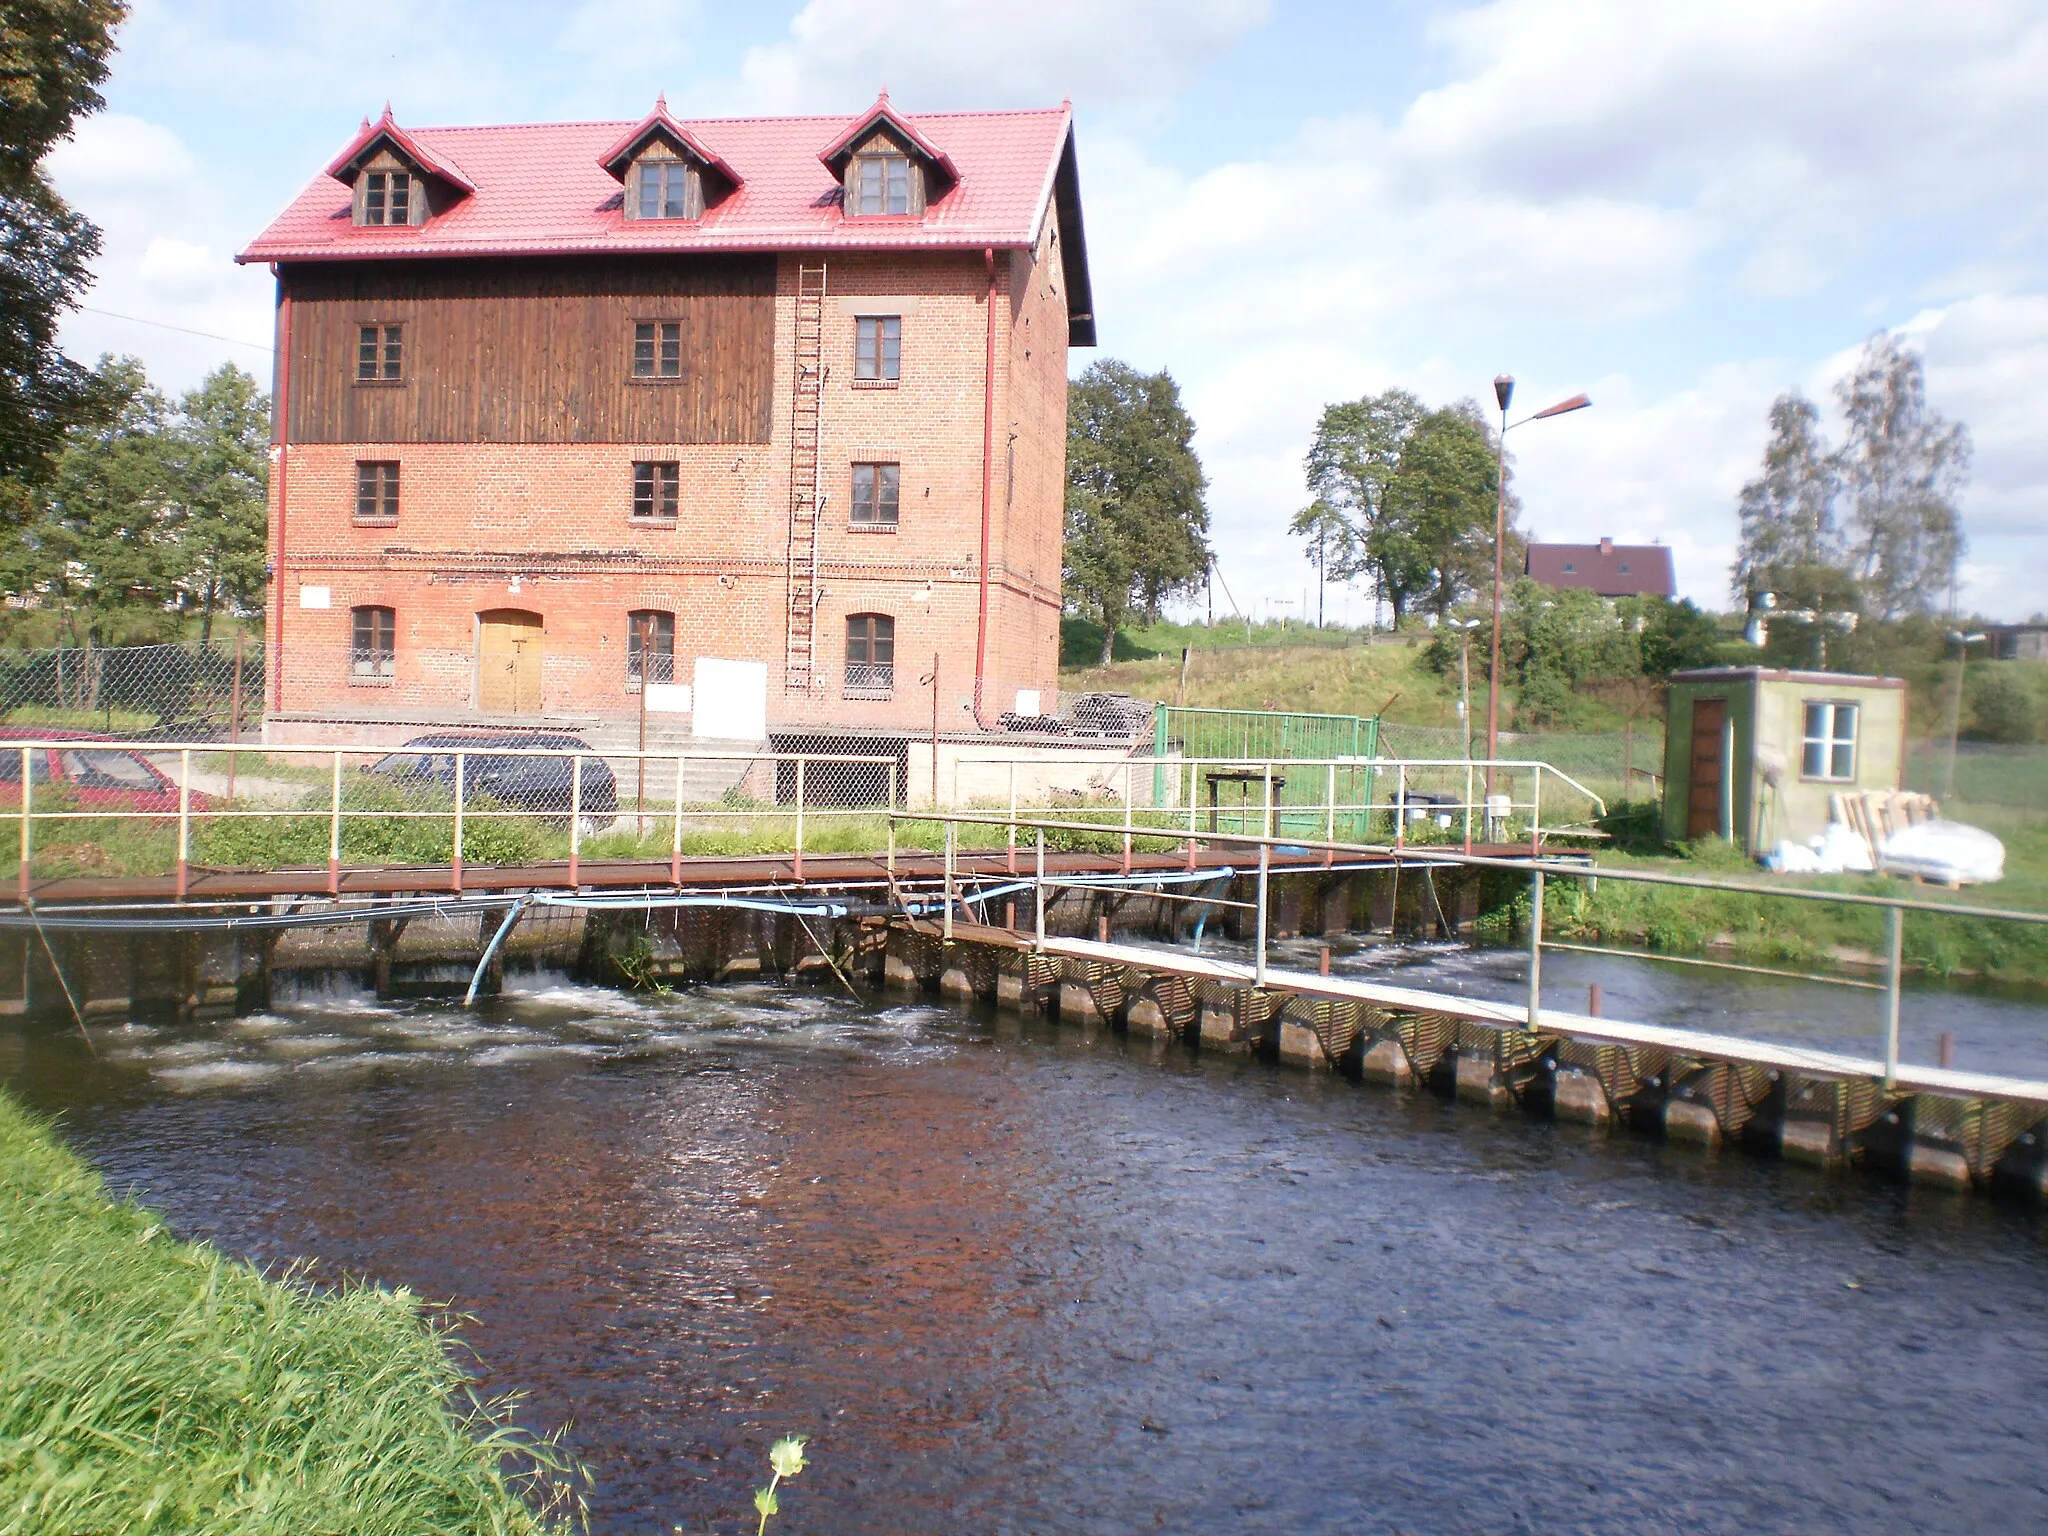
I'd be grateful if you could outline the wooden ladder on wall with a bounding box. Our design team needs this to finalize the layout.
[784,263,828,695]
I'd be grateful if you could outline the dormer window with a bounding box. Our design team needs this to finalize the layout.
[364,170,410,225]
[852,153,913,216]
[632,155,702,221]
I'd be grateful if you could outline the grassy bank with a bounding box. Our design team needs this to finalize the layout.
[0,1090,579,1534]
[1538,822,2048,986]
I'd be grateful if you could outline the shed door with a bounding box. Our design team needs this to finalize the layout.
[477,610,544,714]
[1686,697,1727,840]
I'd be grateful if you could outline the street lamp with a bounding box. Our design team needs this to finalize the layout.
[1943,628,1987,803]
[1485,378,1592,769]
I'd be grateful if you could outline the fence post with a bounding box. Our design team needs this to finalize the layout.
[327,750,343,896]
[1186,759,1198,873]
[1324,761,1336,864]
[17,746,31,905]
[1464,761,1474,853]
[1883,904,1903,1086]
[450,752,466,893]
[1527,866,1545,1030]
[794,757,806,882]
[176,747,191,901]
[1121,759,1133,876]
[1007,760,1018,875]
[227,632,244,801]
[1255,835,1271,991]
[568,754,582,889]
[1394,762,1406,850]
[943,818,955,942]
[671,755,686,887]
[1530,765,1542,856]
[1033,827,1047,952]
[886,764,897,883]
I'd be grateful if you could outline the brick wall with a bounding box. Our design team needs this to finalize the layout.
[268,245,1069,736]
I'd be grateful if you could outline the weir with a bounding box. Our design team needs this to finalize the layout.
[4,742,2046,1205]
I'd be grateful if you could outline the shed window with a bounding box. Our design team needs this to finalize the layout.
[845,613,894,696]
[855,316,901,381]
[351,605,395,681]
[627,610,675,688]
[851,462,899,526]
[632,461,679,520]
[633,321,682,378]
[1801,701,1858,781]
[852,154,912,216]
[357,324,402,381]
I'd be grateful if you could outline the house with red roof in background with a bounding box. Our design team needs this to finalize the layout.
[237,93,1093,754]
[1524,537,1676,600]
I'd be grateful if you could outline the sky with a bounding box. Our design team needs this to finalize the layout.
[45,0,2048,623]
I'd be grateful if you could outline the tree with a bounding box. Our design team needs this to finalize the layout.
[1301,390,1513,628]
[2,355,180,649]
[1732,391,1844,610]
[1302,390,1422,624]
[1835,334,1970,619]
[1730,335,1971,621]
[1286,498,1353,626]
[0,1,128,515]
[1390,402,1505,626]
[169,364,270,648]
[1064,361,1210,665]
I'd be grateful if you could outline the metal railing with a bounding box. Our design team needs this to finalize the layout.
[902,801,2048,1089]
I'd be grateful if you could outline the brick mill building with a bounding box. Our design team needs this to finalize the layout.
[237,95,1093,746]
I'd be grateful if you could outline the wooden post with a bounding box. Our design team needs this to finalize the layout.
[1588,982,1602,1017]
[635,615,651,837]
[226,631,244,801]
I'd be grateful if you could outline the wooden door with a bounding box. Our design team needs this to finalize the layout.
[1686,697,1727,839]
[477,610,544,714]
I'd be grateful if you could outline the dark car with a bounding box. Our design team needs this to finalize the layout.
[366,733,618,833]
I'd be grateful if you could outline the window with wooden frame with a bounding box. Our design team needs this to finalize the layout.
[1800,701,1858,781]
[350,605,395,681]
[632,321,683,378]
[844,613,895,696]
[359,170,412,226]
[356,324,403,382]
[354,461,399,521]
[850,462,900,527]
[855,316,901,382]
[632,157,701,220]
[631,461,679,521]
[626,610,676,688]
[849,153,915,216]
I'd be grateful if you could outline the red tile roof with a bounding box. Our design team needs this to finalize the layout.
[1524,540,1676,598]
[241,102,1074,266]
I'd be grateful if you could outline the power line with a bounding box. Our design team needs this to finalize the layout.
[73,305,273,354]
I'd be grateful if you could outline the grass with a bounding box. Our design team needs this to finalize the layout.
[0,1089,580,1534]
[5,705,160,734]
[1540,820,2048,985]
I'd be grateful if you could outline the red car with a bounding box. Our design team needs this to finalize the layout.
[0,728,210,812]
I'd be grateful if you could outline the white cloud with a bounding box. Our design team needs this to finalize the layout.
[730,0,1269,114]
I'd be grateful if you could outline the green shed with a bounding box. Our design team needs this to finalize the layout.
[1662,667,1907,853]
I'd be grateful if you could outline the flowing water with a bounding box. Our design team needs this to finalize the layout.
[4,947,2047,1534]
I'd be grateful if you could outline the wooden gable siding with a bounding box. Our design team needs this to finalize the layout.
[283,255,776,445]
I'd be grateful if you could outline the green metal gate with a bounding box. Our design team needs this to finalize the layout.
[1152,706,1382,838]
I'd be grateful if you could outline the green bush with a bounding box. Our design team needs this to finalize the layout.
[1965,667,2040,744]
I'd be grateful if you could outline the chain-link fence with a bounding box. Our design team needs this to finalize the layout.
[1905,741,2048,829]
[0,641,263,739]
[1377,722,1665,809]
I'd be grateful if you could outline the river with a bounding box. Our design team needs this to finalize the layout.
[3,946,2046,1534]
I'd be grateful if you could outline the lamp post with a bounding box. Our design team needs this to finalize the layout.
[1447,617,1482,761]
[1484,380,1592,774]
[1943,628,1986,803]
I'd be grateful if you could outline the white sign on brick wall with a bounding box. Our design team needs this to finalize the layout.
[692,658,767,741]
[643,682,692,714]
[298,586,330,609]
